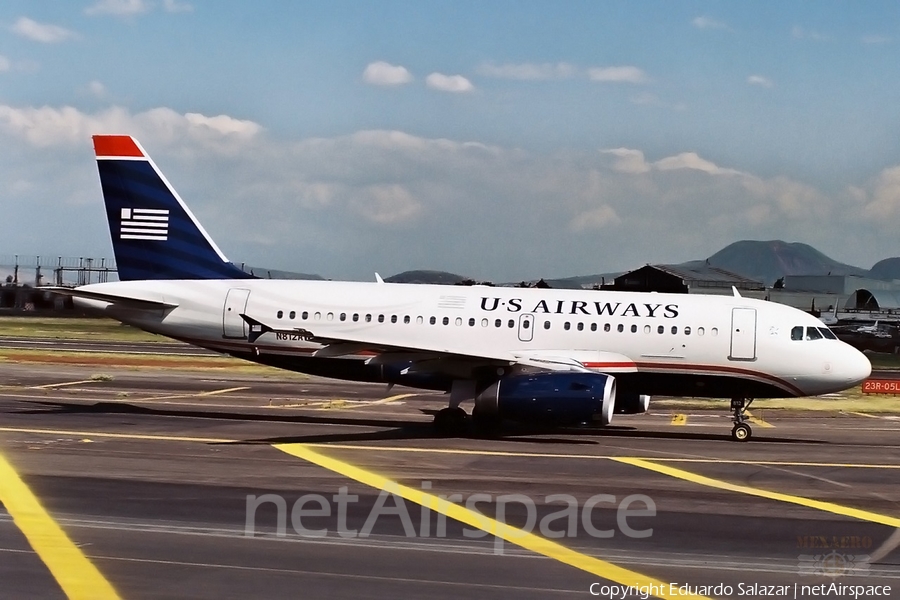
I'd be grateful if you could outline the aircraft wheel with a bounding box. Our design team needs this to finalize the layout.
[471,407,502,437]
[434,407,469,436]
[731,423,752,442]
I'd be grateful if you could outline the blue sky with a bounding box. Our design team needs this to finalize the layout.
[2,1,900,280]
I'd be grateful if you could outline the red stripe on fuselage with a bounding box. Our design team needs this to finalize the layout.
[93,135,143,158]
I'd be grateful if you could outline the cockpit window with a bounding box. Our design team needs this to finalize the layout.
[818,327,837,340]
[805,327,823,341]
[791,326,804,341]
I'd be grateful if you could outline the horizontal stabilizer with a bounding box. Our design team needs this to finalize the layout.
[45,287,178,311]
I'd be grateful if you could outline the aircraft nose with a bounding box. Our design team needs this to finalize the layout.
[840,345,871,386]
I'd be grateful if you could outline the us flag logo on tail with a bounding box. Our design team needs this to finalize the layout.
[120,208,169,241]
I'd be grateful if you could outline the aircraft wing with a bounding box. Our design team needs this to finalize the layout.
[240,314,636,375]
[45,287,178,311]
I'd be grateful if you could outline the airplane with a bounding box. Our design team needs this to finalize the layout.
[51,135,872,442]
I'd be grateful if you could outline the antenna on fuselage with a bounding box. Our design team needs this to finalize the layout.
[375,273,384,284]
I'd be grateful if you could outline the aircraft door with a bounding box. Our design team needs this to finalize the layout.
[518,313,534,342]
[729,307,757,361]
[223,288,251,338]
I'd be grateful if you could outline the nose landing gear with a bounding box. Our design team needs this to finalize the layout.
[730,397,753,442]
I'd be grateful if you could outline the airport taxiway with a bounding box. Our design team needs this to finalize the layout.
[1,359,900,599]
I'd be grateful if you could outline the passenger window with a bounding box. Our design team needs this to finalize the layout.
[523,320,530,329]
[365,314,372,323]
[326,312,334,321]
[495,319,502,328]
[631,324,637,333]
[468,318,475,326]
[711,327,718,336]
[617,324,624,333]
[314,312,322,320]
[377,314,384,323]
[544,321,551,330]
[791,326,803,341]
[301,311,309,320]
[277,310,283,319]
[430,316,436,325]
[443,317,450,326]
[643,325,651,334]
[352,313,359,322]
[806,327,823,341]
[564,322,571,331]
[508,320,515,328]
[591,323,597,332]
[684,326,690,335]
[604,323,610,332]
[340,313,346,321]
[671,326,677,334]
[658,325,665,334]
[482,318,489,327]
[455,317,462,326]
[819,327,837,340]
[697,327,705,336]
[417,316,424,325]
[404,315,410,324]
[289,311,295,319]
[577,323,584,331]
[390,315,397,323]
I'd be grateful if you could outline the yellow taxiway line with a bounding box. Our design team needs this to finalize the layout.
[613,457,900,528]
[5,426,900,470]
[275,443,709,600]
[0,452,120,599]
[670,414,687,425]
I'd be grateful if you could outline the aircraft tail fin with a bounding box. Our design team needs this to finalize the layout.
[92,135,253,281]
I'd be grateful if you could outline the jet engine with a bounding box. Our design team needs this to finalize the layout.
[614,392,651,415]
[473,372,616,426]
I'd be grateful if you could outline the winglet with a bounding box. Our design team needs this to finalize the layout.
[375,272,384,284]
[732,286,742,298]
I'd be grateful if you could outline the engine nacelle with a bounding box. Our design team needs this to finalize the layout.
[614,392,650,415]
[474,372,617,426]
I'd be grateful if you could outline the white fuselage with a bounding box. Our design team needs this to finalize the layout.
[75,279,872,398]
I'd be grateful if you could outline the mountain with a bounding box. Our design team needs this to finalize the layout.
[692,240,869,286]
[385,270,470,284]
[869,257,900,281]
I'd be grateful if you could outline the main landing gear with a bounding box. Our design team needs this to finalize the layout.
[730,397,753,442]
[433,407,469,435]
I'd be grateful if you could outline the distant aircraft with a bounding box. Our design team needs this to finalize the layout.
[53,135,872,441]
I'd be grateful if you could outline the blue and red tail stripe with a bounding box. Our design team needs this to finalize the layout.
[93,135,253,281]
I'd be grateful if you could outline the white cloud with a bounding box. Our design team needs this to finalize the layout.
[476,62,577,80]
[86,80,107,98]
[747,75,774,88]
[602,148,650,174]
[692,16,728,30]
[653,152,743,176]
[11,17,79,43]
[791,26,830,41]
[587,66,648,84]
[862,34,891,45]
[362,61,413,86]
[162,0,193,12]
[85,0,151,17]
[0,104,262,149]
[0,103,893,281]
[0,56,10,72]
[425,73,474,93]
[570,205,621,232]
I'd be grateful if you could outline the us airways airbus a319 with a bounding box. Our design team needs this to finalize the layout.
[54,135,872,442]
